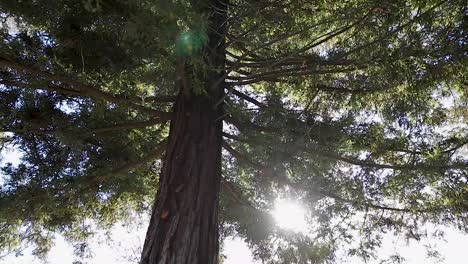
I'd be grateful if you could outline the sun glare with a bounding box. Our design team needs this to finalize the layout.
[272,199,308,233]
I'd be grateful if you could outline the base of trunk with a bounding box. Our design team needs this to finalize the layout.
[140,94,223,264]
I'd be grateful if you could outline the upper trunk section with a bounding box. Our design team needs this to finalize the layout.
[140,1,227,263]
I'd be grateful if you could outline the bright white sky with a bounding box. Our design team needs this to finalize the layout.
[1,147,467,264]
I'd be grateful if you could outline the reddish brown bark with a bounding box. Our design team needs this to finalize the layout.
[140,94,223,264]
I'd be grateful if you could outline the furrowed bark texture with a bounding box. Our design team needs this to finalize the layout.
[140,95,223,264]
[140,1,227,263]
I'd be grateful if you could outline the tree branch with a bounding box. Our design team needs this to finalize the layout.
[317,149,467,171]
[143,95,177,103]
[224,116,275,133]
[227,66,362,85]
[232,57,365,69]
[230,89,266,108]
[104,138,168,178]
[13,139,169,203]
[223,131,467,171]
[221,177,256,209]
[215,15,366,107]
[0,79,84,96]
[0,56,170,117]
[222,139,425,213]
[315,84,389,95]
[321,190,416,213]
[222,141,264,170]
[337,0,449,60]
[90,118,170,134]
[2,118,169,137]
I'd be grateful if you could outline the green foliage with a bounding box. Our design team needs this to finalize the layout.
[0,0,467,263]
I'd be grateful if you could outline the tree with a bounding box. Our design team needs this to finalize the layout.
[0,0,466,263]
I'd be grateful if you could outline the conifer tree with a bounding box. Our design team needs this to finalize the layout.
[0,0,466,263]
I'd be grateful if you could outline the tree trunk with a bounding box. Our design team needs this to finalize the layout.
[140,1,227,263]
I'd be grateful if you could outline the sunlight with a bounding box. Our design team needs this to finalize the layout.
[272,199,308,233]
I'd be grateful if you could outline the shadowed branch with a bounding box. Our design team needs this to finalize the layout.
[222,140,434,214]
[0,56,171,117]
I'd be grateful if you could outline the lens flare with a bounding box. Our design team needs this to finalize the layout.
[273,199,308,233]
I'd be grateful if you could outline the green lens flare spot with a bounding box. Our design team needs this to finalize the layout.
[176,30,208,56]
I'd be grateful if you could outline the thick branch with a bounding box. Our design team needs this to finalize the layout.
[0,79,83,96]
[232,57,365,69]
[321,190,415,213]
[222,132,243,142]
[230,89,266,108]
[1,128,54,136]
[224,120,467,171]
[222,140,423,213]
[315,84,389,94]
[221,177,256,209]
[224,116,275,133]
[0,56,169,117]
[227,66,361,84]
[143,95,177,103]
[104,138,168,178]
[2,118,168,137]
[16,139,168,203]
[216,16,367,104]
[222,141,264,170]
[318,149,467,171]
[230,22,359,72]
[91,118,170,133]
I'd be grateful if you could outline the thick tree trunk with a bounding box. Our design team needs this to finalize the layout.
[140,1,227,264]
[140,94,223,264]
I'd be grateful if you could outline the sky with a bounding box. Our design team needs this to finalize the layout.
[1,146,468,264]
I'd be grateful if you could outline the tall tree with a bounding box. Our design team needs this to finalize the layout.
[0,0,466,263]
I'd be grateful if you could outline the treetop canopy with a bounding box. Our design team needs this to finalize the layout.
[0,0,466,263]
